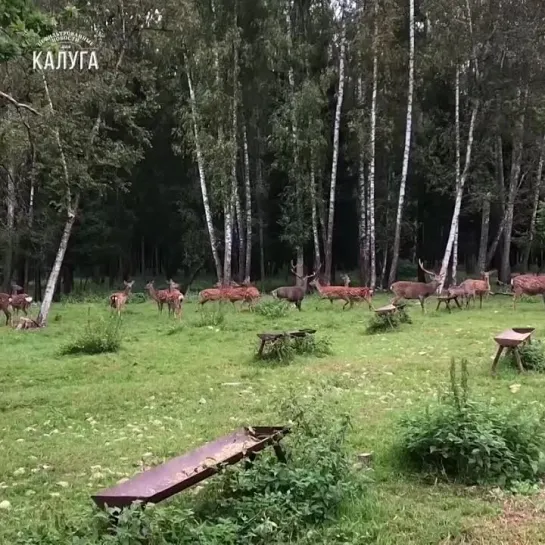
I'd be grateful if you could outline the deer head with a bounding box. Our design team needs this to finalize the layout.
[123,280,134,292]
[290,260,317,288]
[418,259,444,287]
[340,273,350,286]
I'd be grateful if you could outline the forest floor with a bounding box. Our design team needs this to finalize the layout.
[1,290,545,543]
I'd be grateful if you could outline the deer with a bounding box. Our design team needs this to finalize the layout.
[511,273,545,310]
[9,282,33,316]
[270,261,316,311]
[109,280,134,316]
[390,259,444,312]
[145,280,173,313]
[340,273,374,310]
[458,270,495,309]
[446,284,475,308]
[165,279,184,319]
[0,293,13,326]
[309,272,353,310]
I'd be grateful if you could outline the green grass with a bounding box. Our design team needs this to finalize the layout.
[1,292,545,543]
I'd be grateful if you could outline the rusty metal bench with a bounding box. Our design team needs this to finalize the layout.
[257,329,316,357]
[92,426,289,511]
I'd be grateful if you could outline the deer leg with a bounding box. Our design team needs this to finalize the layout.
[479,294,483,309]
[419,296,425,313]
[296,300,302,311]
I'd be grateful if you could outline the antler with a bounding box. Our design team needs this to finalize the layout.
[418,259,436,277]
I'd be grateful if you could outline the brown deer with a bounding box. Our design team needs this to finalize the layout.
[390,259,444,312]
[0,293,13,326]
[165,279,184,319]
[511,274,545,309]
[446,284,475,308]
[340,273,374,310]
[9,282,33,316]
[145,280,173,313]
[310,274,353,310]
[271,261,317,311]
[458,270,495,309]
[109,280,134,316]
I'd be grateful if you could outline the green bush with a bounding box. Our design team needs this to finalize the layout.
[254,299,289,318]
[397,358,545,487]
[60,312,122,355]
[256,334,332,364]
[15,392,364,545]
[195,309,225,328]
[365,307,411,335]
[504,341,545,372]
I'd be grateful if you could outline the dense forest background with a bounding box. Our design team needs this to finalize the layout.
[2,0,545,322]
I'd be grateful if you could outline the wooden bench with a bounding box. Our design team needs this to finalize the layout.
[92,426,289,511]
[436,294,462,312]
[257,329,316,357]
[373,304,403,329]
[491,327,535,375]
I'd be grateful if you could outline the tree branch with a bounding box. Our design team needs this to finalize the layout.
[0,90,41,116]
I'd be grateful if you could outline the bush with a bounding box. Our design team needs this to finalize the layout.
[504,341,545,372]
[195,309,225,328]
[365,307,411,335]
[397,358,545,487]
[254,299,289,318]
[15,392,364,545]
[256,333,332,364]
[61,312,122,355]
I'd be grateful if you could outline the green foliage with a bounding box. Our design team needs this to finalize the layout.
[396,259,418,280]
[256,333,332,364]
[15,393,362,545]
[195,309,226,328]
[365,307,411,334]
[60,313,122,355]
[504,341,545,372]
[253,299,289,318]
[397,358,545,487]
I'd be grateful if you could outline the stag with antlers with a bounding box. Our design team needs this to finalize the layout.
[271,261,316,311]
[390,259,444,312]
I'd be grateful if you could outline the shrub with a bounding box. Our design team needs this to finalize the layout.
[61,312,122,355]
[15,392,364,545]
[504,341,545,372]
[365,307,411,334]
[397,358,545,487]
[195,309,225,328]
[256,334,332,364]
[254,299,289,318]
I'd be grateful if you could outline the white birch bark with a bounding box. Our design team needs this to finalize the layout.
[522,135,545,269]
[256,145,266,284]
[477,193,491,273]
[438,99,480,292]
[357,75,368,284]
[185,61,223,282]
[451,65,461,285]
[324,12,347,283]
[500,85,528,282]
[368,0,379,288]
[3,165,15,290]
[310,160,321,271]
[388,0,414,286]
[243,123,252,279]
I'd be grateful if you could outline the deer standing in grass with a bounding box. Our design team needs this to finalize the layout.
[458,270,494,309]
[511,274,545,309]
[310,269,354,310]
[165,279,184,319]
[446,284,475,308]
[0,293,13,326]
[271,261,317,311]
[9,282,33,316]
[390,259,444,312]
[145,280,172,313]
[340,273,374,310]
[109,280,134,316]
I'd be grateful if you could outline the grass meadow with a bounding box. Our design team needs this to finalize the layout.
[1,286,545,543]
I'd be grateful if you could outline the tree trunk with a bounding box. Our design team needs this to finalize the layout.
[185,61,223,282]
[500,86,528,282]
[477,192,491,273]
[3,165,15,291]
[368,0,379,289]
[451,65,461,286]
[310,161,321,272]
[243,123,252,280]
[388,0,414,286]
[296,246,304,288]
[357,75,368,286]
[522,135,545,271]
[257,154,266,286]
[324,13,346,284]
[438,99,479,292]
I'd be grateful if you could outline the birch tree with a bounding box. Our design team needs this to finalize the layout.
[388,0,414,286]
[242,123,252,279]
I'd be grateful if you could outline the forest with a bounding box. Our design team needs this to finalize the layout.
[2,0,545,324]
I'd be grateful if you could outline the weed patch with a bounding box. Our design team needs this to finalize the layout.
[254,299,289,318]
[504,341,545,372]
[256,333,332,364]
[365,307,411,334]
[60,312,122,355]
[397,358,545,487]
[195,310,225,328]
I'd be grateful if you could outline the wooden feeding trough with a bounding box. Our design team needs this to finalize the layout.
[373,303,406,329]
[435,294,463,312]
[92,426,289,510]
[491,327,535,375]
[257,329,316,357]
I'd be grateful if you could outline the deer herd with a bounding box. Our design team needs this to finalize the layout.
[1,259,545,327]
